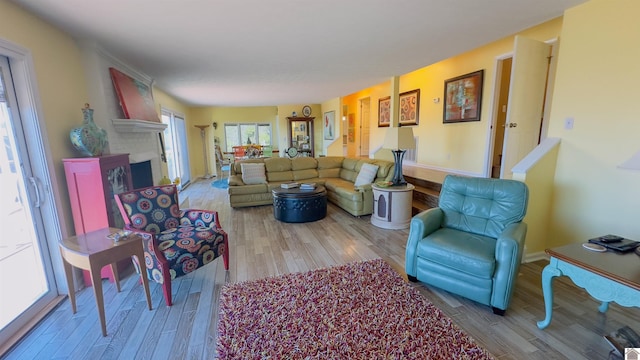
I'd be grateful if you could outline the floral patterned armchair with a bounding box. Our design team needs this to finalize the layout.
[114,185,229,306]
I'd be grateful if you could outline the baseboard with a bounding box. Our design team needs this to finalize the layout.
[524,251,548,263]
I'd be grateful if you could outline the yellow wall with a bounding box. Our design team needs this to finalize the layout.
[277,104,321,156]
[321,98,341,156]
[154,87,190,178]
[512,141,560,254]
[546,0,640,245]
[348,18,563,174]
[187,106,278,176]
[0,1,89,237]
[342,81,391,158]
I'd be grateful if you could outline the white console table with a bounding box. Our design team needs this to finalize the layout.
[371,183,414,230]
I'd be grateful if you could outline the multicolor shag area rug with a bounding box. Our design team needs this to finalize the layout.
[217,259,494,359]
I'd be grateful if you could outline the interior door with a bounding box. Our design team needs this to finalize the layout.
[500,36,550,178]
[359,98,370,156]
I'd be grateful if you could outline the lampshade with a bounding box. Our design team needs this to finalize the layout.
[384,127,416,150]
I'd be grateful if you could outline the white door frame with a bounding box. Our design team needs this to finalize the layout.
[483,38,558,178]
[0,39,67,350]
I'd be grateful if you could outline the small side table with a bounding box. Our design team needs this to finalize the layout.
[371,183,415,230]
[59,227,152,336]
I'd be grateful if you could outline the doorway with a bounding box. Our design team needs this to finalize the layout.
[161,109,191,188]
[488,36,557,179]
[0,54,59,352]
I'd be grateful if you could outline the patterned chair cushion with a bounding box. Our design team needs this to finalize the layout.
[145,224,227,282]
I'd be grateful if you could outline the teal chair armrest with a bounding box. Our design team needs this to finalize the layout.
[405,208,443,277]
[491,222,528,310]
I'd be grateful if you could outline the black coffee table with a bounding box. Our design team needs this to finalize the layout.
[272,185,327,223]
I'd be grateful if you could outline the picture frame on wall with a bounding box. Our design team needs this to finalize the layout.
[399,89,420,126]
[443,70,484,123]
[109,67,160,122]
[378,97,390,127]
[324,111,335,140]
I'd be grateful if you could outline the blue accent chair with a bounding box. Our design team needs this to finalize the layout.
[405,175,529,315]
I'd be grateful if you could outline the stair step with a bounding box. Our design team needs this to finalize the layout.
[409,183,440,216]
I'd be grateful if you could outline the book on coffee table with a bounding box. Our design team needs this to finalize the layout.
[281,182,299,189]
[588,236,640,253]
[300,183,316,190]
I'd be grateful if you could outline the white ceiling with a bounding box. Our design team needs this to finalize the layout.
[11,0,586,107]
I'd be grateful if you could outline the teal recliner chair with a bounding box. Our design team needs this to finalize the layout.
[405,175,529,315]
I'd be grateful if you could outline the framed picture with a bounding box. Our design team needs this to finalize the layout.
[324,111,335,140]
[348,128,355,143]
[399,89,420,126]
[301,143,310,150]
[443,70,484,123]
[378,97,390,127]
[109,67,160,122]
[348,113,355,128]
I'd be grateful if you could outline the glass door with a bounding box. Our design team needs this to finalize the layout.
[0,56,57,346]
[161,110,191,188]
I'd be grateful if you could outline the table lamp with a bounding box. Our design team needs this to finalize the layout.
[384,127,415,186]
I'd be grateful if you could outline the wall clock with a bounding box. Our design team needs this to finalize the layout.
[287,147,299,158]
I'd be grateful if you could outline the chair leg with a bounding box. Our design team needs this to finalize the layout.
[162,280,173,307]
[161,266,173,306]
[492,307,506,316]
[222,237,230,270]
[407,274,418,282]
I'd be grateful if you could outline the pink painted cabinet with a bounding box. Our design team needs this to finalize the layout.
[63,154,133,286]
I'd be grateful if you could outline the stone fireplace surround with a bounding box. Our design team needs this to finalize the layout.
[79,42,166,186]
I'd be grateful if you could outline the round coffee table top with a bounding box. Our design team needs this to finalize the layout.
[272,185,326,198]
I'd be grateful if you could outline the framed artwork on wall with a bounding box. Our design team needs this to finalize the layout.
[378,97,390,127]
[348,128,355,143]
[443,70,484,123]
[399,89,420,126]
[324,111,335,140]
[109,67,160,122]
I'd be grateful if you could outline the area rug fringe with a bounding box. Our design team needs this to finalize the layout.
[217,258,494,359]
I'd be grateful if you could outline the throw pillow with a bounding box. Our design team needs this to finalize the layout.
[354,163,379,186]
[241,163,267,185]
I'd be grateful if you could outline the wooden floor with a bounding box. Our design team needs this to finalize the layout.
[4,179,638,359]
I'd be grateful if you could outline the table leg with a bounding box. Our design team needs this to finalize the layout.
[135,251,153,311]
[537,263,562,329]
[60,252,77,314]
[110,262,121,293]
[90,266,107,337]
[599,301,610,313]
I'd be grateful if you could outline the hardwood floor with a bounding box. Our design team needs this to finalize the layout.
[4,179,638,359]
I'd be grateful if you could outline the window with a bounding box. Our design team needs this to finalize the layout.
[224,123,272,152]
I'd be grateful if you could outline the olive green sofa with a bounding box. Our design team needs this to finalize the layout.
[227,156,395,217]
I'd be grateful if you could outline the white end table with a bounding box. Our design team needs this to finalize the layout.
[371,183,414,229]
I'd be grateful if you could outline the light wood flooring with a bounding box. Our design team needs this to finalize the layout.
[4,179,638,359]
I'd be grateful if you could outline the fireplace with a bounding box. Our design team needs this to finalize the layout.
[130,160,153,189]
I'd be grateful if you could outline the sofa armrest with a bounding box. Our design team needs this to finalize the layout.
[405,208,443,277]
[227,175,245,186]
[491,221,528,310]
[354,183,372,192]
